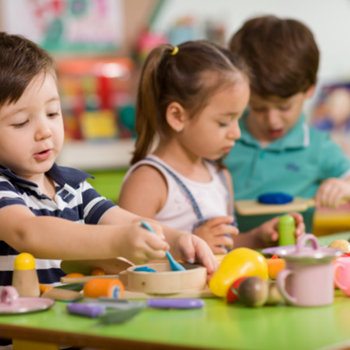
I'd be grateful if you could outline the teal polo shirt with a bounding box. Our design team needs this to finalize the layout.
[224,113,350,233]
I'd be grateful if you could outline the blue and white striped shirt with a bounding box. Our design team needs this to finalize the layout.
[0,163,116,286]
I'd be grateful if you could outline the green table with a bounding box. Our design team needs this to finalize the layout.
[1,233,350,350]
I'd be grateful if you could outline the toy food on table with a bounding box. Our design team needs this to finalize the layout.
[83,278,124,299]
[209,248,268,297]
[226,276,249,304]
[278,215,296,246]
[238,276,268,307]
[328,240,350,253]
[266,257,286,280]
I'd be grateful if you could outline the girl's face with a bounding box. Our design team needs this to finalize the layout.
[179,75,250,160]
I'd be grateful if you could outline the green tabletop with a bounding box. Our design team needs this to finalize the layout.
[1,233,350,350]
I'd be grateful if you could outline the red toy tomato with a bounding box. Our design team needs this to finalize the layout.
[226,276,250,303]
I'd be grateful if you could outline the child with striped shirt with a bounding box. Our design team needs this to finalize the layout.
[0,32,216,289]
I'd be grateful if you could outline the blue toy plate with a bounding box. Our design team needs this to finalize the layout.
[258,193,293,205]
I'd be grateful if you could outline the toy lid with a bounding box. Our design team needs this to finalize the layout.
[0,286,55,315]
[266,234,342,263]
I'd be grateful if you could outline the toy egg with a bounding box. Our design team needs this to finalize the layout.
[238,276,268,307]
[328,240,350,253]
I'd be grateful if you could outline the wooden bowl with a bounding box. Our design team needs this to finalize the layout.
[126,263,207,294]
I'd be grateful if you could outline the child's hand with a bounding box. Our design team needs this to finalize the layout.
[256,212,305,246]
[315,178,350,208]
[192,216,238,254]
[174,233,218,282]
[119,221,170,264]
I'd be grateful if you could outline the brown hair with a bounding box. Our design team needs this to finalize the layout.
[132,40,248,165]
[229,15,319,98]
[0,32,56,108]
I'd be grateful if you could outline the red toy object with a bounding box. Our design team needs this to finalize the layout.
[271,254,279,259]
[226,276,250,304]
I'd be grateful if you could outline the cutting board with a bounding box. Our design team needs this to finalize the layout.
[123,288,216,299]
[235,197,316,216]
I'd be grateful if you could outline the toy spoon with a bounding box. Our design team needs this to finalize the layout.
[140,221,185,271]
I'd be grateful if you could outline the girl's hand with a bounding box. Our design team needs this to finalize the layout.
[192,216,238,254]
[256,212,305,246]
[315,178,350,208]
[175,233,218,282]
[118,221,170,264]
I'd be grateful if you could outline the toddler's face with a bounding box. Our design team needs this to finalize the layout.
[246,88,314,146]
[0,72,64,181]
[179,74,250,160]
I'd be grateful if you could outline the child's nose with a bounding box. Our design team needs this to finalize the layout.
[35,118,52,141]
[265,109,280,126]
[227,121,241,140]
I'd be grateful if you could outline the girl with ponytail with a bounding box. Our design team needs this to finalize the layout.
[118,41,305,253]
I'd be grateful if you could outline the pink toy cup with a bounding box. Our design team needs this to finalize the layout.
[334,257,350,296]
[276,234,341,307]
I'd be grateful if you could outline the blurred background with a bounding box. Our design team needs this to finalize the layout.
[1,0,350,235]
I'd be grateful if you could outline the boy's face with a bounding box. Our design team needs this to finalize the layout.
[246,87,314,145]
[0,73,64,181]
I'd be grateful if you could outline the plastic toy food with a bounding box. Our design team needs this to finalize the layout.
[238,276,268,307]
[209,248,268,297]
[278,215,296,246]
[65,273,85,278]
[328,240,350,253]
[83,278,124,299]
[266,258,286,280]
[91,268,105,276]
[226,276,250,304]
[266,281,284,305]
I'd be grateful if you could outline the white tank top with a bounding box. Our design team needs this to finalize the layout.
[122,155,231,233]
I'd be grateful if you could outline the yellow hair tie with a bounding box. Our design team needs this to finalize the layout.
[171,46,179,55]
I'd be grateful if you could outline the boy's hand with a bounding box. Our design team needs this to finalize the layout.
[257,212,305,246]
[192,216,238,254]
[118,221,170,264]
[174,233,218,282]
[315,178,350,208]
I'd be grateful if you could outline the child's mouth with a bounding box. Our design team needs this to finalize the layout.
[268,129,284,138]
[34,149,52,160]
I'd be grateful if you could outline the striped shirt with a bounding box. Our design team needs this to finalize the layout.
[0,163,116,286]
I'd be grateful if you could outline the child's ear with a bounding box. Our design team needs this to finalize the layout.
[305,85,316,99]
[165,102,187,132]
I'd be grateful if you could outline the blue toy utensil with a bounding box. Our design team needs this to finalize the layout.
[140,221,186,271]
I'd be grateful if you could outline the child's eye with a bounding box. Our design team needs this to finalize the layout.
[47,112,59,118]
[12,121,28,128]
[279,105,291,111]
[219,122,229,127]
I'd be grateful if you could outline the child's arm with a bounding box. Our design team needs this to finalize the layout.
[0,205,169,264]
[101,206,217,277]
[192,169,237,253]
[315,176,350,208]
[232,212,305,249]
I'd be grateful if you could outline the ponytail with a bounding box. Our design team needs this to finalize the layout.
[131,44,173,165]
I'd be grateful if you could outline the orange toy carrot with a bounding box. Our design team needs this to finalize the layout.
[83,278,124,299]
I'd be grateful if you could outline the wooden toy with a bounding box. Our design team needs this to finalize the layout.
[328,239,350,253]
[278,215,296,246]
[12,253,40,297]
[226,276,249,304]
[209,248,268,297]
[126,263,206,294]
[236,197,347,216]
[41,288,84,301]
[238,276,268,307]
[83,278,124,299]
[265,281,284,305]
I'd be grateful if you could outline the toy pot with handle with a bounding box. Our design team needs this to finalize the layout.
[276,234,341,307]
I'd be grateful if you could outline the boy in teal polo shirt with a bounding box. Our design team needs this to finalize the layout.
[225,15,350,233]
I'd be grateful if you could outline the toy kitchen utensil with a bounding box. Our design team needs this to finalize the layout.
[275,234,342,307]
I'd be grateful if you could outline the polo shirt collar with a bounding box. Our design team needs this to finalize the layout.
[238,112,310,151]
[0,163,93,189]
